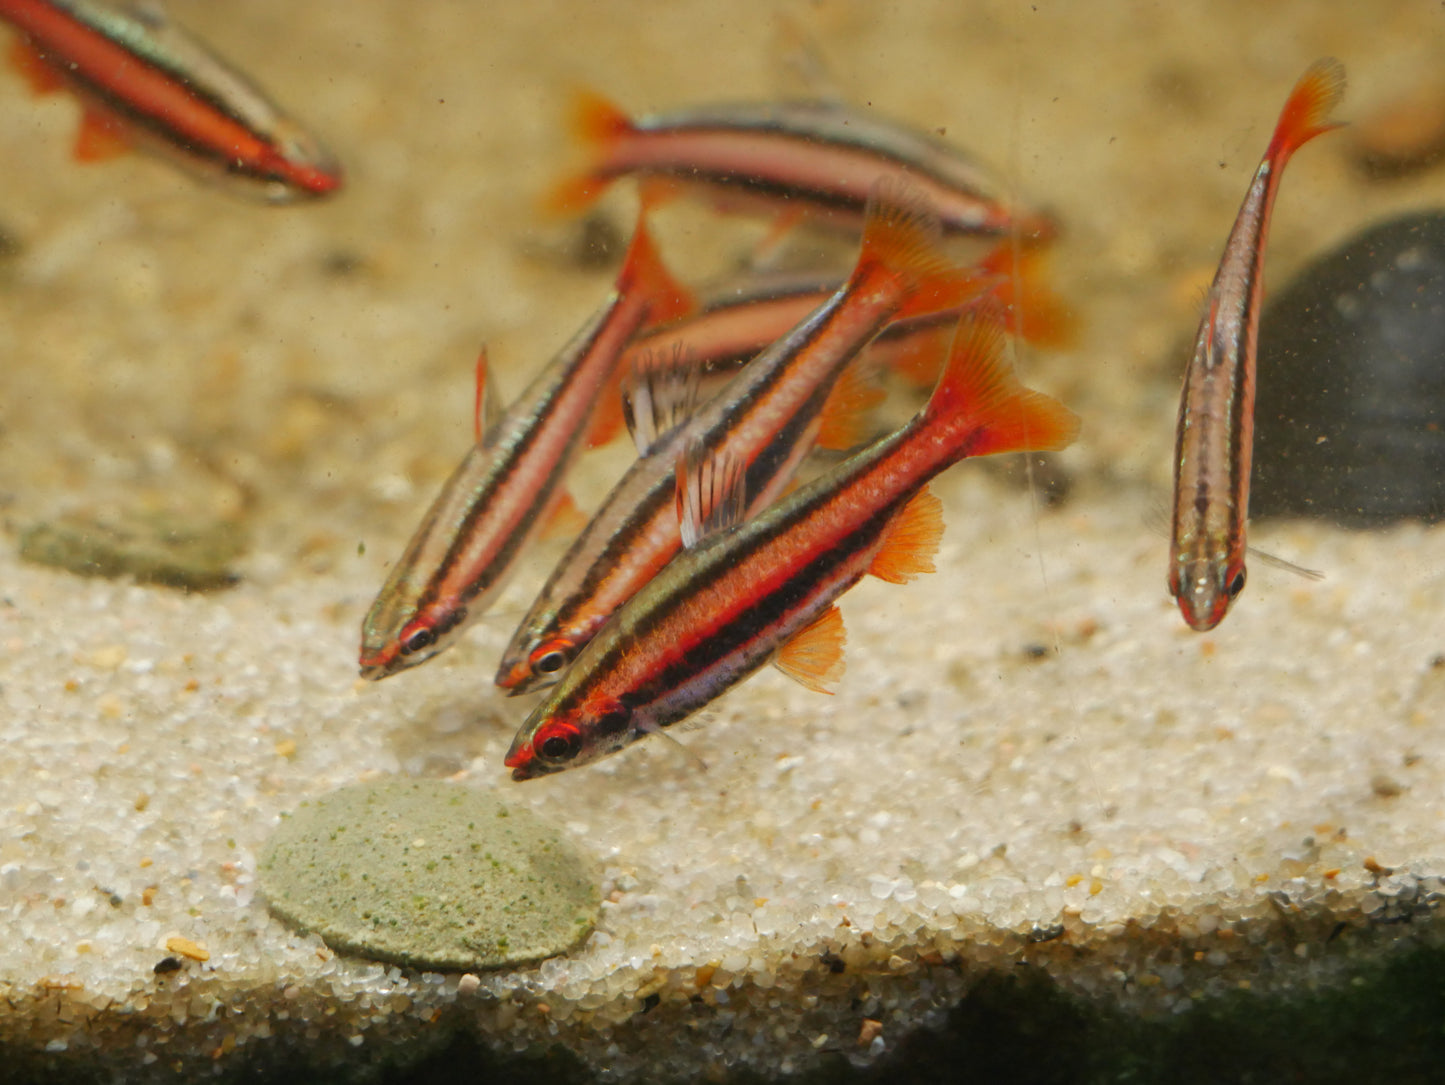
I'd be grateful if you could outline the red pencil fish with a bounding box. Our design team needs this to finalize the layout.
[504,305,1079,779]
[359,213,694,680]
[546,91,1056,242]
[1169,59,1345,632]
[494,187,992,695]
[0,0,342,201]
[618,245,1075,400]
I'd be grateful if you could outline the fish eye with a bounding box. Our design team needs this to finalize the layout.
[537,726,581,762]
[1226,568,1247,598]
[529,641,571,676]
[400,625,436,656]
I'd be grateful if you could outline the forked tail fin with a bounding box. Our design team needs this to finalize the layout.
[923,303,1079,461]
[852,182,991,320]
[1266,58,1347,168]
[542,88,635,215]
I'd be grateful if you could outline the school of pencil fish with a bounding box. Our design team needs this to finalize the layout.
[0,2,1349,776]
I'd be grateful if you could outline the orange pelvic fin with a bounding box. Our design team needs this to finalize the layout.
[472,346,500,443]
[869,487,944,584]
[774,605,846,694]
[924,304,1080,458]
[1267,58,1347,167]
[541,88,634,216]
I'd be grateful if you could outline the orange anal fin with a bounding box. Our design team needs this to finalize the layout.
[9,39,66,94]
[540,489,588,541]
[73,107,132,161]
[815,359,885,451]
[676,441,747,548]
[869,487,944,584]
[774,604,846,694]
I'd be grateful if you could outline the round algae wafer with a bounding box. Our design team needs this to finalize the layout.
[259,779,598,970]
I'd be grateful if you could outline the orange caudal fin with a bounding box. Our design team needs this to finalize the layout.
[774,605,846,694]
[542,89,635,216]
[977,245,1079,350]
[815,359,886,451]
[924,303,1080,460]
[869,487,944,584]
[1267,58,1347,167]
[854,183,989,321]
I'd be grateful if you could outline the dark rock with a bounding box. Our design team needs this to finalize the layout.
[1252,211,1445,525]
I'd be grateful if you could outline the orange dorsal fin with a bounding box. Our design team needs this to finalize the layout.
[9,39,66,94]
[869,487,944,584]
[815,359,885,451]
[540,489,588,540]
[923,303,1080,459]
[618,213,696,330]
[676,441,747,548]
[541,88,634,216]
[1267,58,1347,168]
[774,605,846,694]
[74,108,131,161]
[977,245,1079,350]
[622,343,701,456]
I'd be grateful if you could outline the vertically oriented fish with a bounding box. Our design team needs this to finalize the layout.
[1169,59,1345,632]
[495,188,990,695]
[359,214,694,680]
[0,0,342,201]
[545,91,1056,242]
[504,306,1079,779]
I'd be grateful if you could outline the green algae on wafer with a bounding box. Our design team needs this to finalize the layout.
[258,779,598,971]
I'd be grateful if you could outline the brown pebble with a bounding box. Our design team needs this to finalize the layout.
[857,1018,884,1046]
[1370,773,1404,798]
[164,935,210,962]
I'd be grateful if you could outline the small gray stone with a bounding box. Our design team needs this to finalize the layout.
[258,779,598,971]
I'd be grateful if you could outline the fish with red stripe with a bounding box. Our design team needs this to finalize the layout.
[504,304,1079,779]
[1169,59,1346,632]
[360,211,694,680]
[0,0,342,201]
[546,90,1056,243]
[495,187,995,695]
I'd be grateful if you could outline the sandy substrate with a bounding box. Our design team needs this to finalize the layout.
[2,0,1445,1080]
